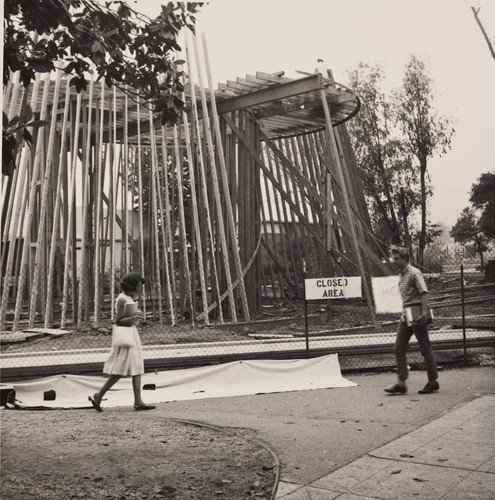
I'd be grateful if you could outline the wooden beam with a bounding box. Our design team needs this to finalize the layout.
[217,75,326,115]
[222,114,324,247]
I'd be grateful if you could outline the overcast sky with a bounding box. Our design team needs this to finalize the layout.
[135,0,495,228]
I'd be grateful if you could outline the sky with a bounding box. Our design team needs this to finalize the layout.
[133,0,495,228]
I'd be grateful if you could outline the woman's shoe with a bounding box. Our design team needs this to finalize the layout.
[134,403,155,411]
[89,394,103,412]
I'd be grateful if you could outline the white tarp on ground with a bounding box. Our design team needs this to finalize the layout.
[9,354,356,410]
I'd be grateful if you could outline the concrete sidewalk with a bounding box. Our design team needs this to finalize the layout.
[159,366,494,499]
[276,394,495,499]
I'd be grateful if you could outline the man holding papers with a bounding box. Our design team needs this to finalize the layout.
[385,246,439,395]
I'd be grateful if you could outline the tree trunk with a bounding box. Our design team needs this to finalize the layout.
[399,187,414,257]
[384,187,400,244]
[475,236,485,271]
[418,159,427,266]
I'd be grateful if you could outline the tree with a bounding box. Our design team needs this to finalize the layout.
[471,6,495,61]
[392,55,455,266]
[450,207,490,270]
[3,0,201,175]
[470,172,495,239]
[346,63,420,250]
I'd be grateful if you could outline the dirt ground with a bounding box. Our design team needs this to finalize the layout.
[0,406,278,499]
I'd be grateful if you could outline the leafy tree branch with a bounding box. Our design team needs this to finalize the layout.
[3,0,201,175]
[471,6,495,61]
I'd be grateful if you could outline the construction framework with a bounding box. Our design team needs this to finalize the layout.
[1,34,390,332]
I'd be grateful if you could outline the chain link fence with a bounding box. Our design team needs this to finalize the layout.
[1,242,494,381]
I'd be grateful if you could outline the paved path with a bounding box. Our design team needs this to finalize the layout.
[158,366,494,499]
[276,393,495,499]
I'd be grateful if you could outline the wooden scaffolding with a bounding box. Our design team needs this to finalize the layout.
[1,35,389,332]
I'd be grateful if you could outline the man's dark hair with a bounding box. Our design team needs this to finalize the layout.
[391,246,410,262]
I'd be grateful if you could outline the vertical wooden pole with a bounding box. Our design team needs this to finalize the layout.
[93,82,105,326]
[182,112,209,324]
[43,79,71,327]
[154,127,174,323]
[159,126,176,324]
[135,97,147,318]
[263,147,289,299]
[270,145,297,294]
[123,91,129,272]
[12,75,51,331]
[1,75,28,252]
[28,69,63,326]
[108,87,117,320]
[0,150,30,329]
[60,93,82,327]
[185,34,223,322]
[149,111,164,322]
[172,123,193,322]
[320,89,376,324]
[1,75,39,328]
[191,34,237,321]
[77,75,95,327]
[201,32,250,321]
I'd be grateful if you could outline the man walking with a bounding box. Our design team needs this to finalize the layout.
[385,246,439,395]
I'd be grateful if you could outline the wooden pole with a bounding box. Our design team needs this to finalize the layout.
[172,123,194,322]
[149,111,164,322]
[0,75,42,329]
[320,88,376,324]
[76,75,95,327]
[93,82,106,326]
[1,73,26,246]
[156,127,175,323]
[263,147,290,298]
[185,34,224,322]
[123,91,129,272]
[42,79,72,327]
[201,32,250,321]
[135,96,147,319]
[109,87,117,321]
[191,34,237,321]
[28,69,63,326]
[60,92,82,327]
[182,112,209,324]
[0,150,30,329]
[270,146,298,294]
[12,74,52,331]
[159,126,176,324]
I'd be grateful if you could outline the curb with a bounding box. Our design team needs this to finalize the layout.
[170,418,281,500]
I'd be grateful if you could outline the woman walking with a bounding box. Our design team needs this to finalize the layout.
[89,272,155,411]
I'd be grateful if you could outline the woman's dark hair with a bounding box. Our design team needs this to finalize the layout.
[120,272,145,293]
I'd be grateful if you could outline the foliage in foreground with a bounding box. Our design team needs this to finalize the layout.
[3,0,201,175]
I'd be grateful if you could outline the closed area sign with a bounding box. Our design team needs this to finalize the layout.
[304,277,362,300]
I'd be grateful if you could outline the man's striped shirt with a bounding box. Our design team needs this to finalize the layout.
[399,264,428,306]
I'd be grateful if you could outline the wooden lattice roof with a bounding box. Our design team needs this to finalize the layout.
[208,71,359,139]
[5,70,359,143]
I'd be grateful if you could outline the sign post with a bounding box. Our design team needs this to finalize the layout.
[303,276,362,356]
[304,277,362,301]
[303,259,309,357]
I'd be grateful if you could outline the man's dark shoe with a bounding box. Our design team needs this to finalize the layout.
[418,381,439,394]
[384,384,407,394]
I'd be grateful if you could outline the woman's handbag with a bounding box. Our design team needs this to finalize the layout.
[111,325,135,347]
